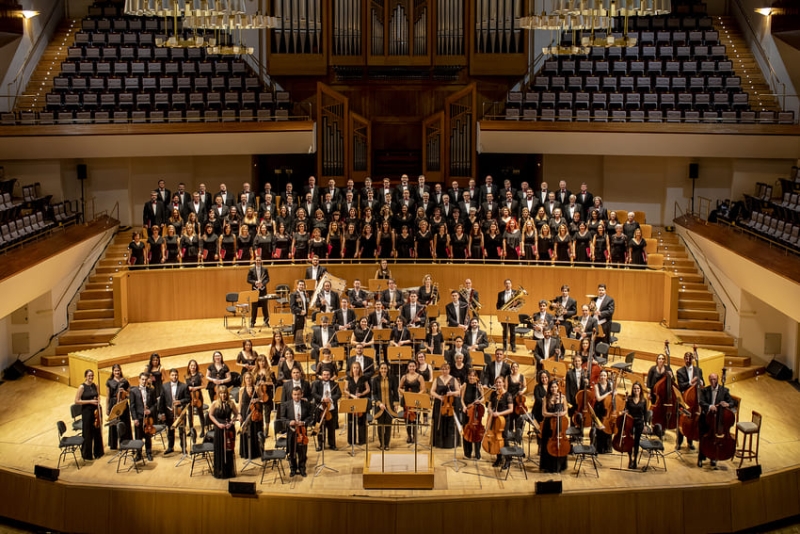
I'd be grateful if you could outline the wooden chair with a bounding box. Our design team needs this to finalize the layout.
[646,253,664,270]
[640,223,652,238]
[633,211,647,224]
[645,238,659,253]
[734,410,762,467]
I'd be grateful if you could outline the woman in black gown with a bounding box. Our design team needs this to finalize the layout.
[538,224,554,264]
[507,361,526,444]
[625,381,648,469]
[106,364,132,449]
[415,220,434,259]
[460,369,483,460]
[206,351,231,403]
[450,223,469,261]
[360,225,377,259]
[74,369,104,461]
[128,231,146,268]
[484,222,503,261]
[164,225,180,265]
[273,223,291,260]
[593,369,614,454]
[395,226,414,259]
[468,222,484,260]
[145,353,163,402]
[399,360,426,443]
[237,371,261,460]
[345,361,371,445]
[377,221,395,259]
[292,222,310,261]
[147,225,165,268]
[236,225,253,263]
[609,224,628,267]
[431,363,460,449]
[646,353,672,404]
[252,222,274,260]
[180,225,199,266]
[433,224,449,261]
[531,370,550,426]
[209,385,240,479]
[573,222,593,265]
[627,227,647,268]
[424,321,444,355]
[253,355,276,438]
[540,379,568,473]
[342,222,360,259]
[200,224,219,264]
[502,218,522,262]
[522,219,538,261]
[309,227,328,260]
[592,223,609,266]
[554,223,572,264]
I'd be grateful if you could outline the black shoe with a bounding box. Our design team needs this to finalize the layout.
[330,446,337,451]
[316,445,322,452]
[697,458,703,467]
[290,469,297,477]
[146,452,153,462]
[406,437,413,444]
[492,458,502,467]
[264,321,270,328]
[476,454,482,460]
[250,323,256,328]
[632,461,637,469]
[628,460,634,469]
[710,460,717,467]
[465,454,471,459]
[300,469,307,477]
[164,448,174,455]
[689,443,696,451]
[134,454,142,462]
[510,346,517,353]
[502,460,511,470]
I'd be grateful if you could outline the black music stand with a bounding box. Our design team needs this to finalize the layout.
[341,398,369,457]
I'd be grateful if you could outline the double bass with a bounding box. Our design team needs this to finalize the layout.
[699,368,736,462]
[678,345,702,442]
[651,340,681,430]
[481,397,505,456]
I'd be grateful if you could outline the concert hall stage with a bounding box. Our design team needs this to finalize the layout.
[3,314,800,534]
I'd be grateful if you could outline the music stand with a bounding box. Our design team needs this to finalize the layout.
[372,328,392,365]
[388,309,401,321]
[303,279,317,291]
[354,308,370,320]
[340,398,369,457]
[442,326,466,346]
[316,312,334,325]
[444,411,467,472]
[562,338,580,355]
[427,354,446,369]
[408,327,426,341]
[335,330,352,345]
[387,346,413,377]
[105,400,133,466]
[367,279,384,293]
[237,290,259,335]
[404,391,432,453]
[545,360,568,384]
[314,405,339,478]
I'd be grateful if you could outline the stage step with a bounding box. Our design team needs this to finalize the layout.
[73,309,115,320]
[676,282,707,290]
[674,330,736,346]
[678,289,714,301]
[80,289,113,300]
[695,343,740,356]
[28,365,70,384]
[728,365,768,383]
[41,355,70,367]
[676,319,724,331]
[99,258,127,268]
[663,258,695,268]
[89,275,114,284]
[56,343,108,355]
[85,282,113,291]
[678,309,720,320]
[724,356,752,367]
[77,298,114,310]
[58,328,119,345]
[679,299,717,310]
[69,318,116,330]
[96,266,124,274]
[673,273,704,284]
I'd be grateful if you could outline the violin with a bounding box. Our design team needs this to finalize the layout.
[224,422,236,452]
[440,392,456,417]
[191,389,203,409]
[257,382,271,403]
[143,411,156,436]
[462,401,486,443]
[651,340,680,430]
[404,403,417,423]
[699,368,736,462]
[678,344,702,442]
[320,398,333,421]
[513,393,527,415]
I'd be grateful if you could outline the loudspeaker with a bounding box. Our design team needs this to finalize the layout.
[766,359,792,381]
[77,164,87,181]
[2,359,27,380]
[689,163,699,179]
[536,480,562,495]
[34,465,60,482]
[228,481,256,496]
[737,465,762,482]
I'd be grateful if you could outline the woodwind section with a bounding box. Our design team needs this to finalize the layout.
[445,83,476,179]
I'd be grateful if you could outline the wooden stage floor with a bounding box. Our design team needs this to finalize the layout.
[10,318,800,500]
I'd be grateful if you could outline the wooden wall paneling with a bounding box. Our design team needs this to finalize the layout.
[0,473,33,528]
[27,477,66,532]
[665,273,679,328]
[589,491,638,534]
[635,488,684,533]
[683,486,732,534]
[346,499,397,534]
[113,272,128,328]
[63,484,111,534]
[730,477,767,532]
[762,470,800,525]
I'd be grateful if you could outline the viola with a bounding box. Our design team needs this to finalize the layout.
[462,402,486,443]
[94,403,102,429]
[546,414,571,458]
[440,394,455,417]
[404,404,417,423]
[191,389,203,409]
[296,424,309,445]
[250,397,263,423]
[143,412,156,436]
[257,382,271,403]
[224,425,236,451]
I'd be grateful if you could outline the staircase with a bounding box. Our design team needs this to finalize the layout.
[39,231,130,369]
[13,19,80,113]
[714,16,781,113]
[655,229,765,381]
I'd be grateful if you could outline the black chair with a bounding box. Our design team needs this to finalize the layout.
[116,421,145,473]
[224,292,239,328]
[611,352,636,390]
[70,403,83,434]
[593,342,609,365]
[57,421,84,470]
[189,428,215,477]
[499,445,526,480]
[639,411,666,472]
[572,426,599,477]
[258,428,288,484]
[607,321,622,359]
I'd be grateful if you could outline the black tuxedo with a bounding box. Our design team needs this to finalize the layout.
[552,296,578,322]
[400,303,426,327]
[217,190,235,207]
[281,380,312,403]
[142,200,166,228]
[521,197,539,216]
[464,328,489,352]
[565,368,589,412]
[304,265,328,282]
[279,398,315,471]
[346,355,375,380]
[368,310,390,330]
[445,301,469,327]
[155,187,171,205]
[497,290,518,350]
[198,191,213,209]
[573,315,599,338]
[543,200,562,218]
[482,360,511,386]
[311,379,341,448]
[594,294,615,342]
[247,263,270,325]
[481,201,499,220]
[303,186,320,203]
[502,199,520,218]
[315,291,340,314]
[159,380,190,451]
[534,337,561,367]
[187,202,207,225]
[564,203,583,222]
[478,184,499,205]
[531,311,555,338]
[577,191,594,218]
[676,366,704,392]
[290,290,309,336]
[556,189,572,206]
[380,288,402,309]
[129,385,157,451]
[347,288,369,308]
[333,308,356,330]
[310,325,338,363]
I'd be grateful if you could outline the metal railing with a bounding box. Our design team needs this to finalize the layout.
[3,0,66,112]
[482,107,795,123]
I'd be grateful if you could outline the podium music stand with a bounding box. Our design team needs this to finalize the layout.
[562,338,580,355]
[335,330,352,345]
[403,391,432,453]
[544,360,568,384]
[408,327,426,341]
[237,290,259,335]
[303,279,317,291]
[427,354,446,369]
[372,328,392,365]
[340,398,369,457]
[367,279,384,293]
[387,346,413,377]
[444,411,467,472]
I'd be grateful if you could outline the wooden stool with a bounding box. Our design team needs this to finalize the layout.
[734,410,762,467]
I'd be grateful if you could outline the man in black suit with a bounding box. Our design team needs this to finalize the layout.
[555,180,572,206]
[301,192,317,219]
[502,190,520,219]
[458,190,477,220]
[368,300,390,330]
[478,175,499,205]
[239,182,257,207]
[347,343,375,381]
[129,372,157,461]
[572,305,599,340]
[187,192,207,226]
[217,183,235,207]
[543,192,561,218]
[520,187,539,217]
[594,284,615,344]
[481,192,499,221]
[347,279,369,309]
[531,300,555,340]
[304,255,327,282]
[697,373,736,468]
[281,367,312,402]
[175,182,190,210]
[158,368,190,455]
[414,174,430,203]
[459,278,480,312]
[211,195,229,219]
[445,290,469,328]
[303,175,320,204]
[464,318,489,354]
[310,315,338,365]
[323,178,341,205]
[552,285,578,336]
[400,291,426,328]
[279,386,315,477]
[565,355,588,417]
[154,179,170,205]
[482,348,511,386]
[563,195,583,222]
[311,369,341,451]
[333,298,356,331]
[576,182,594,220]
[197,183,213,210]
[380,279,402,310]
[290,280,309,351]
[314,278,340,315]
[247,257,270,327]
[676,351,704,452]
[444,336,471,368]
[534,328,561,370]
[142,191,166,229]
[496,279,518,352]
[538,181,550,206]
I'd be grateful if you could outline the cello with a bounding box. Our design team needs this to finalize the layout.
[611,395,635,454]
[481,400,505,456]
[678,344,702,442]
[573,334,600,429]
[463,401,486,444]
[546,412,571,459]
[651,341,680,430]
[699,368,736,462]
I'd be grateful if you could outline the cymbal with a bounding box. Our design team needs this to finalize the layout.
[585,294,598,299]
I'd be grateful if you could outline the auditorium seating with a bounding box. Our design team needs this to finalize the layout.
[738,175,800,251]
[0,177,71,252]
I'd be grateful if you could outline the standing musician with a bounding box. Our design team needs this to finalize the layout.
[345,361,371,445]
[348,279,370,309]
[531,300,555,340]
[158,368,190,455]
[253,355,277,438]
[624,381,648,470]
[464,318,489,354]
[445,290,469,329]
[237,372,261,461]
[425,321,444,355]
[646,354,672,404]
[310,315,338,366]
[572,305,598,340]
[279,386,315,477]
[206,351,231,403]
[482,348,511,387]
[290,280,309,352]
[74,369,104,461]
[418,274,437,305]
[380,279,402,310]
[676,351,704,452]
[540,379,568,473]
[106,364,132,450]
[389,317,412,367]
[594,284,615,344]
[371,362,399,450]
[460,369,483,460]
[488,377,515,470]
[333,298,356,330]
[304,255,327,281]
[399,360,427,443]
[552,285,578,335]
[247,256,270,328]
[497,279,518,352]
[445,336,472,368]
[316,348,339,380]
[534,328,562,369]
[368,301,390,364]
[400,291,427,327]
[311,369,341,451]
[281,366,312,403]
[315,279,341,315]
[277,348,303,383]
[507,361,527,444]
[459,278,480,314]
[347,343,375,381]
[431,363,460,449]
[593,369,614,454]
[185,360,205,437]
[208,385,240,479]
[697,373,736,468]
[236,339,258,374]
[565,354,588,418]
[129,372,157,462]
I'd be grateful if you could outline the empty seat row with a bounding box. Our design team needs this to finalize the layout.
[54,73,257,93]
[504,108,792,124]
[34,108,289,125]
[541,58,732,77]
[47,90,269,111]
[82,16,178,33]
[0,212,54,248]
[743,213,800,249]
[61,60,252,80]
[511,90,750,112]
[531,74,741,93]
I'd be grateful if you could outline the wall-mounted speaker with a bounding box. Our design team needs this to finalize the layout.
[77,164,87,181]
[689,163,699,179]
[228,481,256,496]
[34,465,59,482]
[766,359,792,381]
[737,465,762,482]
[536,480,562,495]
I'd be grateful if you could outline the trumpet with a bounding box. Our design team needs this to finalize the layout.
[499,286,528,312]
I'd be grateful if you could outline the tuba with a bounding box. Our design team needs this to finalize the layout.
[500,287,528,312]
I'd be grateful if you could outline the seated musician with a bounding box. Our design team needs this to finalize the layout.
[310,315,337,365]
[482,348,511,387]
[333,298,356,331]
[311,369,341,451]
[351,317,375,348]
[445,290,469,329]
[552,285,578,336]
[314,279,340,317]
[279,386,315,477]
[400,291,426,328]
[316,348,339,379]
[158,368,190,455]
[459,278,480,312]
[530,300,555,339]
[347,279,369,308]
[697,372,736,468]
[389,316,412,350]
[380,279,402,310]
[130,372,157,462]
